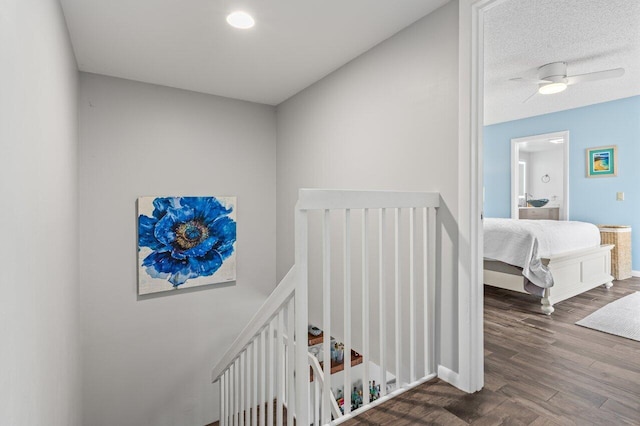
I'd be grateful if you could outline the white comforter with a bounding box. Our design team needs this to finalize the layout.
[484,218,601,293]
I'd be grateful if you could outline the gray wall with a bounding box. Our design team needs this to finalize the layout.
[78,73,276,426]
[0,0,80,424]
[276,1,460,372]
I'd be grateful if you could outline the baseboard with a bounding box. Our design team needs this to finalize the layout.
[632,270,640,278]
[437,365,463,390]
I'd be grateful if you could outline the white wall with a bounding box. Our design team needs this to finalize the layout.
[528,149,564,207]
[276,1,460,373]
[0,0,80,424]
[78,73,276,426]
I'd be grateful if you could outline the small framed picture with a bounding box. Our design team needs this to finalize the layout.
[586,145,617,178]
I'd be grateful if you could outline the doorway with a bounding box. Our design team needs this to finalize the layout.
[510,131,569,220]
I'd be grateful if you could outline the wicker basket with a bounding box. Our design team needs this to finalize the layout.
[598,225,632,280]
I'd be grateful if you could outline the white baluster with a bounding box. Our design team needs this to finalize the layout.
[267,320,274,426]
[379,208,387,396]
[362,208,370,405]
[276,310,284,426]
[233,360,238,426]
[221,371,226,426]
[227,369,232,426]
[313,368,320,426]
[427,207,436,374]
[343,209,352,415]
[246,345,251,425]
[423,207,430,376]
[322,209,331,425]
[240,352,245,426]
[409,207,416,383]
[394,208,401,388]
[259,328,266,426]
[287,298,295,425]
[252,339,258,426]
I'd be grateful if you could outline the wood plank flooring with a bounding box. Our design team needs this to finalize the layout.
[343,277,640,425]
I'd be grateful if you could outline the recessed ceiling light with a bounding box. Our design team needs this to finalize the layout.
[226,11,255,29]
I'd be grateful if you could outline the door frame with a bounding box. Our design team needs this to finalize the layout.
[510,131,570,220]
[457,0,510,394]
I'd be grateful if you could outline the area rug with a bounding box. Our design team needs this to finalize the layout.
[576,292,640,342]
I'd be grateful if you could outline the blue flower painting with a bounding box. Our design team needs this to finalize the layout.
[137,196,237,295]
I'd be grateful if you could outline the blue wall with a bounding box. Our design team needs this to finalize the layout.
[484,96,640,271]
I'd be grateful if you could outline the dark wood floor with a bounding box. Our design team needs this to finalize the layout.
[344,277,640,426]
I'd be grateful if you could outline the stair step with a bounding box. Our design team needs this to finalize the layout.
[310,350,363,382]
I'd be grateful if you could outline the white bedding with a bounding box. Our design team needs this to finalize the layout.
[484,218,601,293]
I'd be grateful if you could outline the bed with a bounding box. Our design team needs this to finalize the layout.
[483,218,614,315]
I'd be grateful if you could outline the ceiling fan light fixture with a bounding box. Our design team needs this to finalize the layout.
[538,82,567,95]
[512,61,624,103]
[226,11,255,29]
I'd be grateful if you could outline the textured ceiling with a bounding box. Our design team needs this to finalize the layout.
[60,0,448,105]
[484,0,640,125]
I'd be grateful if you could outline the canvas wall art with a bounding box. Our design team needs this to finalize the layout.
[137,196,237,295]
[586,145,617,178]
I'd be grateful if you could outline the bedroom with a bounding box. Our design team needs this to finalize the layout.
[482,0,640,310]
[478,1,640,425]
[1,0,638,425]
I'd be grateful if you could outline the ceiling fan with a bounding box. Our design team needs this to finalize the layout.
[510,61,625,103]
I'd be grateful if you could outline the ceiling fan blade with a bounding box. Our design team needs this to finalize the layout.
[567,68,625,85]
[522,89,538,104]
[509,77,551,84]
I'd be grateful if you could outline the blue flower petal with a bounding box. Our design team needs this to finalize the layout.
[182,197,232,226]
[154,218,176,246]
[209,216,236,260]
[170,205,196,223]
[142,250,183,273]
[188,250,223,276]
[138,215,161,250]
[217,245,235,261]
[144,267,170,281]
[152,197,180,219]
[168,268,199,286]
[143,242,224,286]
[170,249,186,260]
[144,251,198,286]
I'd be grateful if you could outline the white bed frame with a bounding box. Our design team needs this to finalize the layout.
[484,244,614,315]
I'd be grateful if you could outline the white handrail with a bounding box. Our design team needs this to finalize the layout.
[297,189,440,210]
[212,267,296,382]
[308,353,342,419]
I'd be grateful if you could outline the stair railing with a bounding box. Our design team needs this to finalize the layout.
[212,268,298,426]
[212,189,440,426]
[297,189,439,425]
